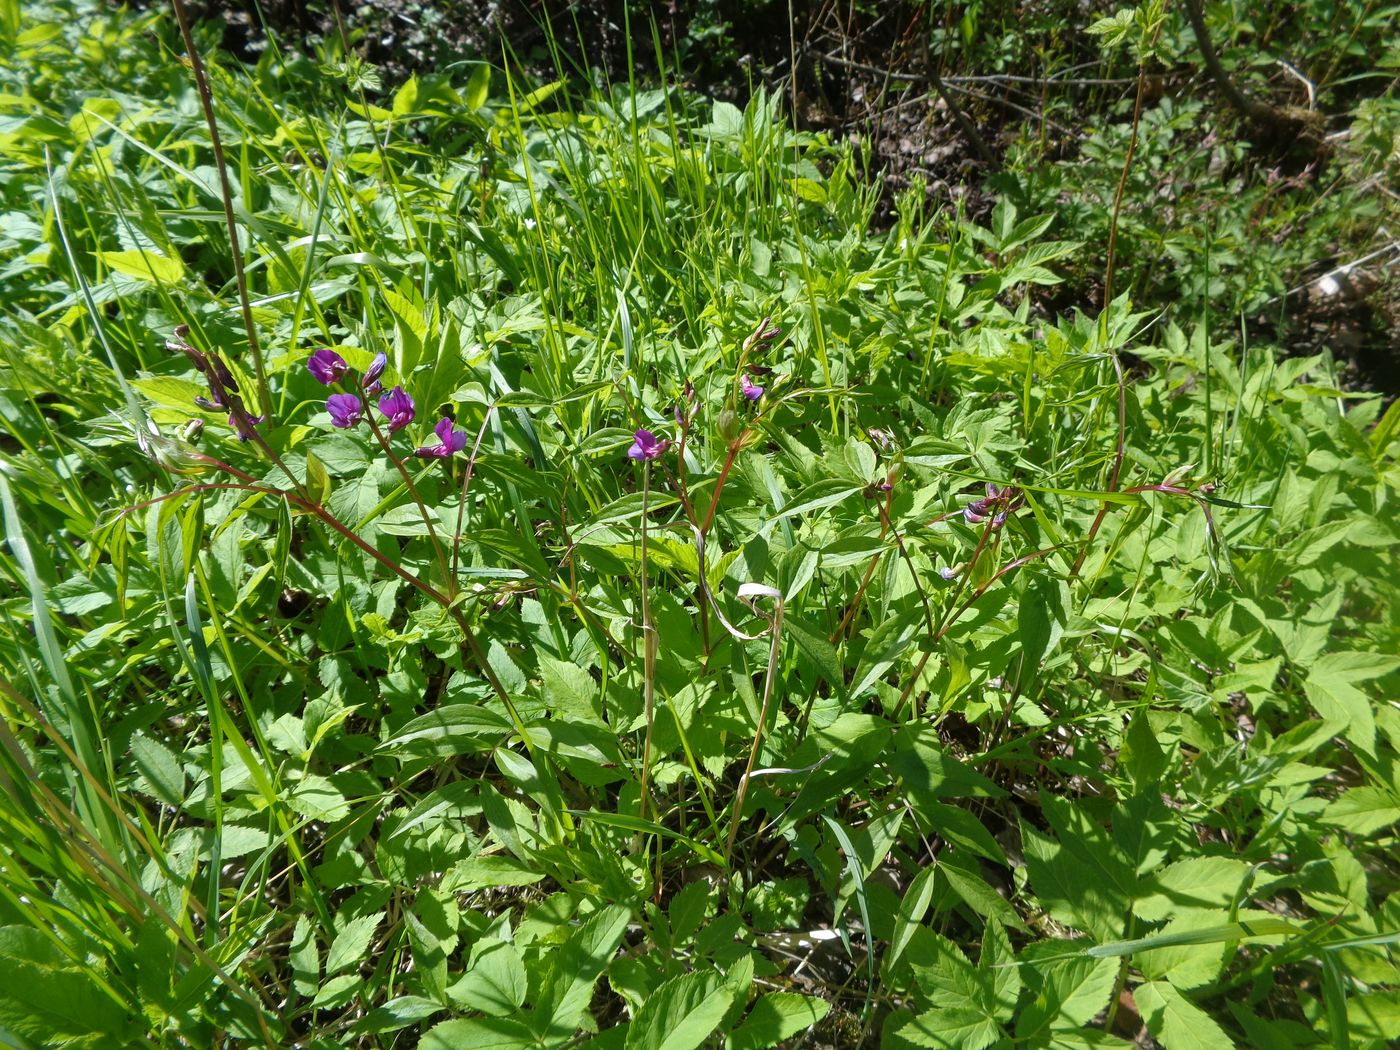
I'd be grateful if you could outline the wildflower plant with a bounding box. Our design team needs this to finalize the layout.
[1,9,1396,1049]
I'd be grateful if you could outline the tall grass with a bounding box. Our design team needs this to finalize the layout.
[0,2,1396,1047]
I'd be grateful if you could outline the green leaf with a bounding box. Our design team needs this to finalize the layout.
[392,74,418,115]
[422,1016,538,1050]
[1134,913,1235,990]
[981,920,1019,1022]
[1015,944,1118,1038]
[312,973,361,1009]
[1304,660,1381,757]
[0,928,132,1041]
[1134,981,1235,1050]
[287,774,349,822]
[465,63,491,110]
[129,733,186,806]
[326,912,383,976]
[447,941,527,1016]
[536,904,632,1034]
[95,247,184,283]
[1016,574,1067,688]
[1087,918,1298,958]
[774,479,861,521]
[442,854,546,893]
[885,865,937,976]
[897,1007,1001,1049]
[355,996,445,1035]
[849,607,922,698]
[725,992,831,1050]
[625,969,738,1050]
[379,705,512,758]
[1134,857,1251,922]
[1321,787,1400,835]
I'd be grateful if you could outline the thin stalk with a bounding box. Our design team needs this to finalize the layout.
[725,588,785,865]
[830,485,895,643]
[637,465,658,822]
[169,0,269,416]
[1103,19,1163,306]
[1070,353,1128,578]
[365,412,453,596]
[450,408,496,581]
[700,436,745,537]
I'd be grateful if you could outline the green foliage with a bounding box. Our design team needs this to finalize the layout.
[0,1,1396,1048]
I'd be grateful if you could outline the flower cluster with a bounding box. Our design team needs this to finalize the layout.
[168,326,264,442]
[962,483,1024,528]
[307,349,465,459]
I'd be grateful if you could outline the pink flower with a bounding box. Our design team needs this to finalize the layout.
[415,417,468,459]
[627,428,670,461]
[741,374,764,401]
[377,386,415,432]
[326,393,363,429]
[307,349,348,385]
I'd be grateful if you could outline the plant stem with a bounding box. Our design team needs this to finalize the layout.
[169,0,269,417]
[637,464,657,823]
[366,412,453,596]
[725,589,784,866]
[700,435,745,537]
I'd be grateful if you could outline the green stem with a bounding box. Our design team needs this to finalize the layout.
[169,0,270,417]
[637,464,657,823]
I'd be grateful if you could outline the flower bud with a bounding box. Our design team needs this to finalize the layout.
[716,408,740,442]
[362,351,388,392]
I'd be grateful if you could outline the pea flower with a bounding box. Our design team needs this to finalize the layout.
[326,393,364,429]
[229,411,266,442]
[415,417,468,459]
[362,352,388,394]
[377,386,415,432]
[962,483,1023,527]
[627,428,670,461]
[307,348,348,385]
[741,374,764,401]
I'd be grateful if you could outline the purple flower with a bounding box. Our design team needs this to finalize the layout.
[627,428,670,461]
[229,411,266,442]
[362,352,388,394]
[377,386,415,432]
[962,483,1023,527]
[415,417,468,459]
[326,393,364,429]
[741,375,764,401]
[307,348,349,385]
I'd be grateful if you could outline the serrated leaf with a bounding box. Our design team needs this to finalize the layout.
[1134,857,1251,922]
[725,992,831,1050]
[1321,787,1400,835]
[1015,946,1118,1037]
[536,904,631,1032]
[1134,981,1235,1050]
[897,1007,1000,1049]
[447,941,526,1016]
[625,970,737,1050]
[326,912,382,976]
[129,733,186,806]
[287,774,349,821]
[422,1016,537,1050]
